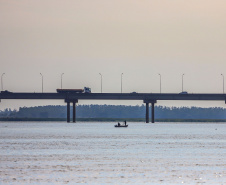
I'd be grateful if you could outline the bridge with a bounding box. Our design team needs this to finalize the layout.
[0,91,226,123]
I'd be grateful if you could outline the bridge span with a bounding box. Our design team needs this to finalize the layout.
[0,92,226,123]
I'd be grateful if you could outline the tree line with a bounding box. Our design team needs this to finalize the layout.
[1,105,226,119]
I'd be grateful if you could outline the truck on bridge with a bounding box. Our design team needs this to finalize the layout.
[56,87,91,93]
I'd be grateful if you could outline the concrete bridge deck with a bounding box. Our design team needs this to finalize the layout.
[0,92,226,101]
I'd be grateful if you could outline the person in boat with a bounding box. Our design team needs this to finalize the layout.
[124,120,127,126]
[118,122,120,126]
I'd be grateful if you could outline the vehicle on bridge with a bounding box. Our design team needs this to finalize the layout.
[56,87,91,93]
[1,90,12,93]
[179,91,188,94]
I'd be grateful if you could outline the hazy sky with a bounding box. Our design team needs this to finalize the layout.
[1,0,226,109]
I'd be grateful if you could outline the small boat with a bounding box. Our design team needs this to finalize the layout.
[115,124,128,127]
[114,121,128,127]
[115,121,128,128]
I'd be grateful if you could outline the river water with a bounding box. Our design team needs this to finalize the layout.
[0,122,225,184]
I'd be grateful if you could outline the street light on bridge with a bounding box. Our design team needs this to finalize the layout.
[40,73,43,93]
[61,73,64,89]
[158,73,161,93]
[121,73,123,93]
[221,74,224,94]
[1,73,5,91]
[99,73,102,93]
[182,74,185,92]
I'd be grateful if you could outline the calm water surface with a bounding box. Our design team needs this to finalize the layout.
[0,122,225,184]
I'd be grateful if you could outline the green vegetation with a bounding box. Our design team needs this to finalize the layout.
[1,104,226,122]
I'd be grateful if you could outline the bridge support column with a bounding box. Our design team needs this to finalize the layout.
[151,102,155,123]
[146,103,149,123]
[144,100,157,123]
[65,99,78,123]
[67,102,70,123]
[73,102,76,123]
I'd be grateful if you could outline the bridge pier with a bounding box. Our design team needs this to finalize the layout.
[151,102,155,123]
[146,103,149,123]
[67,102,70,123]
[144,100,157,123]
[65,99,78,123]
[73,101,76,123]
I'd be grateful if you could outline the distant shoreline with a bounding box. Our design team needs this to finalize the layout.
[0,117,226,122]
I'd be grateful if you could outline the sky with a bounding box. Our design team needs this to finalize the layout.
[0,0,226,110]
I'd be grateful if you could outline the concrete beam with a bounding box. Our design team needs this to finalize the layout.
[65,99,78,103]
[143,99,157,104]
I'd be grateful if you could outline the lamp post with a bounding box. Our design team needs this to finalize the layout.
[121,73,123,93]
[40,73,43,93]
[221,74,224,94]
[158,73,161,93]
[99,73,102,93]
[1,73,5,91]
[61,73,64,89]
[182,74,185,92]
